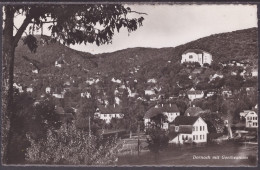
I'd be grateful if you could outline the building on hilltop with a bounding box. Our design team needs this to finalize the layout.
[168,116,208,144]
[181,49,213,66]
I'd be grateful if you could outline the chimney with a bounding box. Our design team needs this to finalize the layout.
[169,103,172,107]
[162,103,164,107]
[114,104,116,108]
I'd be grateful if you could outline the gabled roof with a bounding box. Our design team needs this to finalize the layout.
[184,106,203,116]
[174,116,199,126]
[144,104,180,119]
[161,104,180,113]
[144,107,162,119]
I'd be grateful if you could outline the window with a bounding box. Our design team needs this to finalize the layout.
[175,126,179,132]
[196,126,198,131]
[200,126,202,131]
[196,135,198,140]
[182,135,185,140]
[203,126,205,131]
[189,55,193,59]
[193,135,195,140]
[193,127,195,131]
[200,135,202,139]
[256,117,258,120]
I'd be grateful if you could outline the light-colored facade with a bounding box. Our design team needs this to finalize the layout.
[187,88,204,101]
[240,110,258,128]
[169,117,208,144]
[181,49,213,66]
[94,111,123,124]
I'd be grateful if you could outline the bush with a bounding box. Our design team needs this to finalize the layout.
[26,123,122,165]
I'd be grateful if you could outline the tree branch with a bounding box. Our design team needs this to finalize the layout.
[129,11,147,15]
[13,15,33,47]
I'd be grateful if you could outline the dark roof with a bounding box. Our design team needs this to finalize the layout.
[168,131,179,140]
[161,104,180,113]
[98,104,122,114]
[184,107,203,116]
[174,116,199,126]
[144,107,162,119]
[183,49,210,55]
[144,104,180,119]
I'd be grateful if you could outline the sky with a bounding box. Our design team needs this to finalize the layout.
[14,4,257,54]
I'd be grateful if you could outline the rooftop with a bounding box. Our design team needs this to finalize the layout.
[184,106,203,116]
[174,116,199,126]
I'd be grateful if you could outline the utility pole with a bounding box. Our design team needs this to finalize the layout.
[137,122,140,156]
[89,115,91,136]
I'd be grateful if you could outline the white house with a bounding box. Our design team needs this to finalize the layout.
[46,87,51,93]
[240,110,258,128]
[169,116,208,144]
[251,68,258,77]
[94,105,124,124]
[144,104,180,130]
[32,69,39,74]
[181,49,213,66]
[187,88,204,101]
[26,87,33,93]
[221,87,232,97]
[145,88,156,95]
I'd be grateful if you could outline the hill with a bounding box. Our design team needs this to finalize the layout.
[13,27,257,96]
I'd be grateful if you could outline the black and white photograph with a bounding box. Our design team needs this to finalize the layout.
[1,3,258,167]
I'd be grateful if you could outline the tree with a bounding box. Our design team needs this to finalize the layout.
[2,4,145,163]
[25,123,122,165]
[146,127,169,161]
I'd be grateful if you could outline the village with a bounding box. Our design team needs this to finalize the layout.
[12,48,258,159]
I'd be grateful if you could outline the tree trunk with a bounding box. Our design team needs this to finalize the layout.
[2,6,32,163]
[2,6,15,164]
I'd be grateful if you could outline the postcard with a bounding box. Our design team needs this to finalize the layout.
[1,2,258,167]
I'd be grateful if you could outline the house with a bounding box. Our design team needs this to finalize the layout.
[221,87,232,97]
[240,110,258,128]
[187,88,204,101]
[26,87,33,93]
[251,68,258,77]
[46,87,51,93]
[168,116,208,144]
[145,88,156,95]
[94,104,124,124]
[144,104,180,130]
[181,49,213,66]
[206,91,216,97]
[32,69,39,74]
[184,106,203,116]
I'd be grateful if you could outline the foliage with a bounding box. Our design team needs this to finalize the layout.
[25,123,122,165]
[146,127,169,154]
